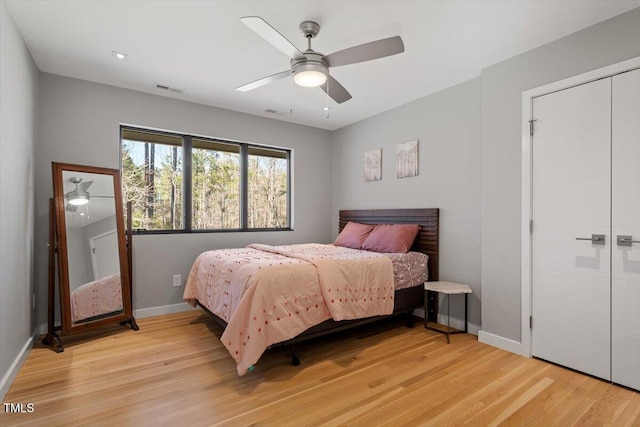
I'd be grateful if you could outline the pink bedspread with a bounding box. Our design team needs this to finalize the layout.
[70,273,123,323]
[183,243,394,375]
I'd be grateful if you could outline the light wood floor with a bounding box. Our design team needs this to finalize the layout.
[2,310,639,426]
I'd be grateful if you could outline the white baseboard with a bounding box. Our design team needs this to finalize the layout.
[35,302,198,335]
[6,303,195,400]
[134,302,197,319]
[0,335,36,401]
[478,330,527,357]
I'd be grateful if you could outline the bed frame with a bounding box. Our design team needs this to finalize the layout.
[198,208,440,365]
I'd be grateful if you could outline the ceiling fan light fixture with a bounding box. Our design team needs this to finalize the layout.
[293,63,328,87]
[112,50,127,60]
[67,192,90,206]
[66,177,92,206]
[238,17,403,103]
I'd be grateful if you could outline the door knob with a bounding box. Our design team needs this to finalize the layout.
[575,234,605,245]
[617,235,639,246]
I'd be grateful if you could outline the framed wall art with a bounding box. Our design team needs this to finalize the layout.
[364,148,382,182]
[396,140,418,178]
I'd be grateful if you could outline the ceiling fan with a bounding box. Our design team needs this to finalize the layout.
[236,17,405,104]
[66,177,92,211]
[66,177,117,212]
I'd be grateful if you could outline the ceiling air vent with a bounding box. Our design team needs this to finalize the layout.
[264,108,287,116]
[155,84,183,93]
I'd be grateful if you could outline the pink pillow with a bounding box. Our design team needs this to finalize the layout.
[362,224,420,253]
[334,221,375,249]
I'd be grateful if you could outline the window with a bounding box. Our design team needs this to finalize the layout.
[248,147,288,229]
[121,129,183,230]
[192,139,240,230]
[120,127,290,233]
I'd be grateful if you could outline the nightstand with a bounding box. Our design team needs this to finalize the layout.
[424,281,472,343]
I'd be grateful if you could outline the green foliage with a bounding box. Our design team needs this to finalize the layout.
[192,148,240,229]
[248,155,288,228]
[122,140,288,230]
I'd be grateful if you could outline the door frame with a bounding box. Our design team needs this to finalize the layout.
[520,57,640,358]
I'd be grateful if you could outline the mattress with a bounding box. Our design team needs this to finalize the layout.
[386,250,429,290]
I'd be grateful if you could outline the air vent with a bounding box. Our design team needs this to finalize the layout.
[155,84,183,93]
[264,108,287,116]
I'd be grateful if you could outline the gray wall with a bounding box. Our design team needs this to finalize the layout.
[80,214,118,285]
[62,215,120,292]
[481,8,640,342]
[4,4,639,396]
[34,74,333,326]
[66,227,92,291]
[329,8,640,341]
[0,1,38,396]
[331,78,482,331]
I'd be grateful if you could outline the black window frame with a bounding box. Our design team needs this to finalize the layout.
[120,125,292,234]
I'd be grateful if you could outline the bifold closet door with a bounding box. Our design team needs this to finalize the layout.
[611,68,640,391]
[531,78,612,381]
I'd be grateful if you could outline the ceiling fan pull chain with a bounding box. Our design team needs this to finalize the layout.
[290,77,294,115]
[325,78,330,119]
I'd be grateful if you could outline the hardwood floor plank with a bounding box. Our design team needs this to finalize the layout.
[1,310,638,426]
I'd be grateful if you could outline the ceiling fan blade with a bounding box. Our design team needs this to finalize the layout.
[79,181,93,192]
[325,36,404,67]
[241,16,306,60]
[320,75,352,104]
[236,70,291,92]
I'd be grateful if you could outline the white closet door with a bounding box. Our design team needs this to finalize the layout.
[532,78,612,380]
[611,68,640,391]
[90,230,120,280]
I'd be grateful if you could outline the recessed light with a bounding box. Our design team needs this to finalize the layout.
[323,107,331,111]
[112,50,127,60]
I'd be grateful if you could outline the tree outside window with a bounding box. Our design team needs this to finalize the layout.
[120,127,290,232]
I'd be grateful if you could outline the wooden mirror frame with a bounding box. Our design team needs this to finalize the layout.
[52,162,134,335]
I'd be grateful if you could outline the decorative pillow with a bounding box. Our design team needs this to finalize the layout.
[334,221,375,249]
[362,224,420,253]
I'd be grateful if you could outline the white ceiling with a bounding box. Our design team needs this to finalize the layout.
[62,171,116,228]
[5,0,639,131]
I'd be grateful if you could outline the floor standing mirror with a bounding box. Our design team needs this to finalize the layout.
[44,162,138,352]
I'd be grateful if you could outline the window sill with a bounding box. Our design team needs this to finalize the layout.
[131,228,293,236]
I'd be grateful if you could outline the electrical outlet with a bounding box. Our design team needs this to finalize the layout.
[172,274,182,287]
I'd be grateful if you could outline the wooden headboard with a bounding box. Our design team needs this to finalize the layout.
[339,208,439,282]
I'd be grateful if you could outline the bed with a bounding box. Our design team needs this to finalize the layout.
[70,273,123,323]
[184,208,439,374]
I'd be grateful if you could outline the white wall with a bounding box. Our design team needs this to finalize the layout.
[480,8,640,345]
[331,78,482,332]
[0,0,38,397]
[34,73,333,326]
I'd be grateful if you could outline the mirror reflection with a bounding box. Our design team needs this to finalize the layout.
[62,171,123,324]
